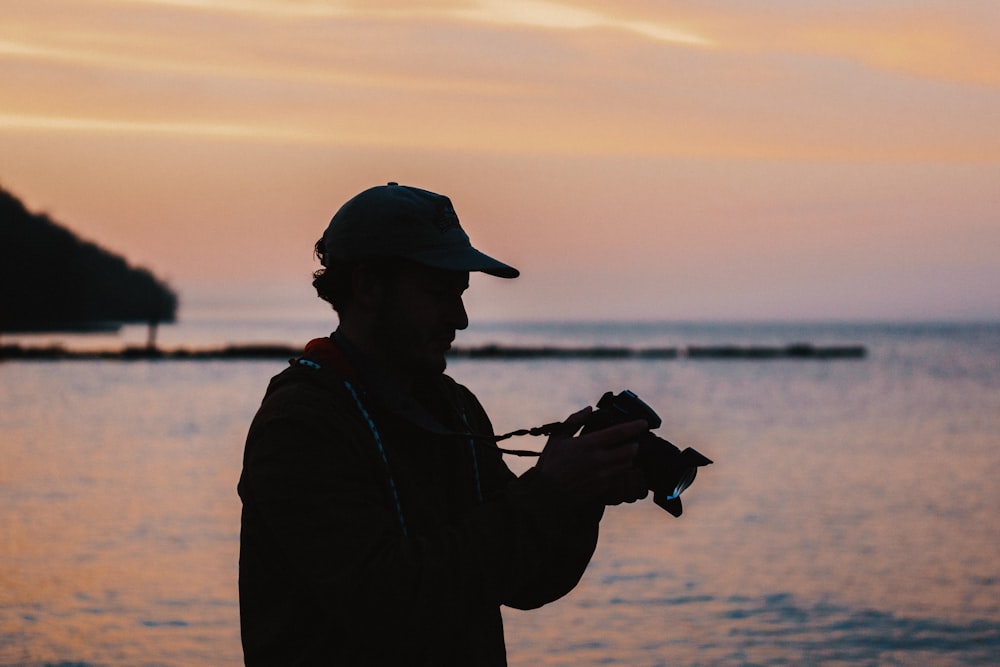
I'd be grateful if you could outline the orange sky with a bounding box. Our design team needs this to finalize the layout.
[2,0,999,321]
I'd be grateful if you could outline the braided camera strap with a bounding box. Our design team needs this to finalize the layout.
[492,421,566,457]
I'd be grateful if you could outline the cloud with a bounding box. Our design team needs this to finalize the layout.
[4,1,997,161]
[2,1,999,320]
[0,112,321,142]
[677,1,1000,87]
[455,0,712,46]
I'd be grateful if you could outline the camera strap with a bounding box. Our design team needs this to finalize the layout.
[492,420,569,457]
[296,334,563,459]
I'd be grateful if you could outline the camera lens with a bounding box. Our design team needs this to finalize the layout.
[665,467,698,501]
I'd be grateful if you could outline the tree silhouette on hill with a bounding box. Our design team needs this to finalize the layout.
[0,185,177,332]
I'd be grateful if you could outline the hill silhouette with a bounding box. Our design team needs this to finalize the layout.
[1,185,177,332]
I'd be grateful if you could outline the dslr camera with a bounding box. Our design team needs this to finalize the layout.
[581,390,712,516]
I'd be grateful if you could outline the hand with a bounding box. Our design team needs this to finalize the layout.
[536,407,650,506]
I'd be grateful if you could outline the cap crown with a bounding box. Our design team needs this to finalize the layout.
[321,183,518,278]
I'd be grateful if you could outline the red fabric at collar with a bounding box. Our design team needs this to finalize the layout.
[303,336,359,383]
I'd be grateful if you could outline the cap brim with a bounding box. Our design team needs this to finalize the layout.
[406,246,519,279]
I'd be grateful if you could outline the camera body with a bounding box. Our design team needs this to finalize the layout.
[581,390,712,516]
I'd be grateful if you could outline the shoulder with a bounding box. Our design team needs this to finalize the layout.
[435,372,473,401]
[433,373,495,436]
[258,365,344,415]
[248,364,367,447]
[435,373,484,412]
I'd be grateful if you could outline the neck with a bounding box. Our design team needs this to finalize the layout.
[334,325,416,393]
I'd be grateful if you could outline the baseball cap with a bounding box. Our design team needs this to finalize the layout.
[320,182,519,279]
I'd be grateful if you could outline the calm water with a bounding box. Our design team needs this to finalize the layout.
[2,321,999,666]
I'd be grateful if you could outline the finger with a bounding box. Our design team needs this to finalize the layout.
[561,406,592,431]
[622,468,649,503]
[547,406,593,439]
[592,441,640,468]
[584,444,641,486]
[600,467,648,506]
[577,419,648,450]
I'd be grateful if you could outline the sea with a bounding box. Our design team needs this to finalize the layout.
[1,318,999,666]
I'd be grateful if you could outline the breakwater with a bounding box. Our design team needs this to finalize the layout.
[1,342,866,361]
[453,343,865,359]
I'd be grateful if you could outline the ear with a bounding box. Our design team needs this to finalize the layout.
[350,263,387,312]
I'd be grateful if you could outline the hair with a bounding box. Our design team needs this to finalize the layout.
[312,240,404,315]
[312,240,352,314]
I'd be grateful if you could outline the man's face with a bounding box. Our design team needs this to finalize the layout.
[371,262,470,379]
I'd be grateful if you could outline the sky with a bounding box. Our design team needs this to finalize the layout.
[2,0,999,322]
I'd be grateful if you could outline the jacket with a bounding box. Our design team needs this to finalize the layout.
[238,337,603,665]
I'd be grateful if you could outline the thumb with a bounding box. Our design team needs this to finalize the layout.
[552,406,593,437]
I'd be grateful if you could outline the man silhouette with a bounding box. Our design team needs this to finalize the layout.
[238,183,646,665]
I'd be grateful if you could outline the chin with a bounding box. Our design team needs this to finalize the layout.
[400,352,448,379]
[420,357,448,376]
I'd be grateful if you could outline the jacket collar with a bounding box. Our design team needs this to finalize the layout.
[307,331,468,438]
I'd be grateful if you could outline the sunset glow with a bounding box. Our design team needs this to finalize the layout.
[3,0,998,320]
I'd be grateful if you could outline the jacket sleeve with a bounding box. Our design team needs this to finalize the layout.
[238,371,603,645]
[454,383,605,610]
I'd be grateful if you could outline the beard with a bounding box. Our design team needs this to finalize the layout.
[370,294,450,380]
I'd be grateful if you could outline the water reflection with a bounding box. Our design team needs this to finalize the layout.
[2,323,999,665]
